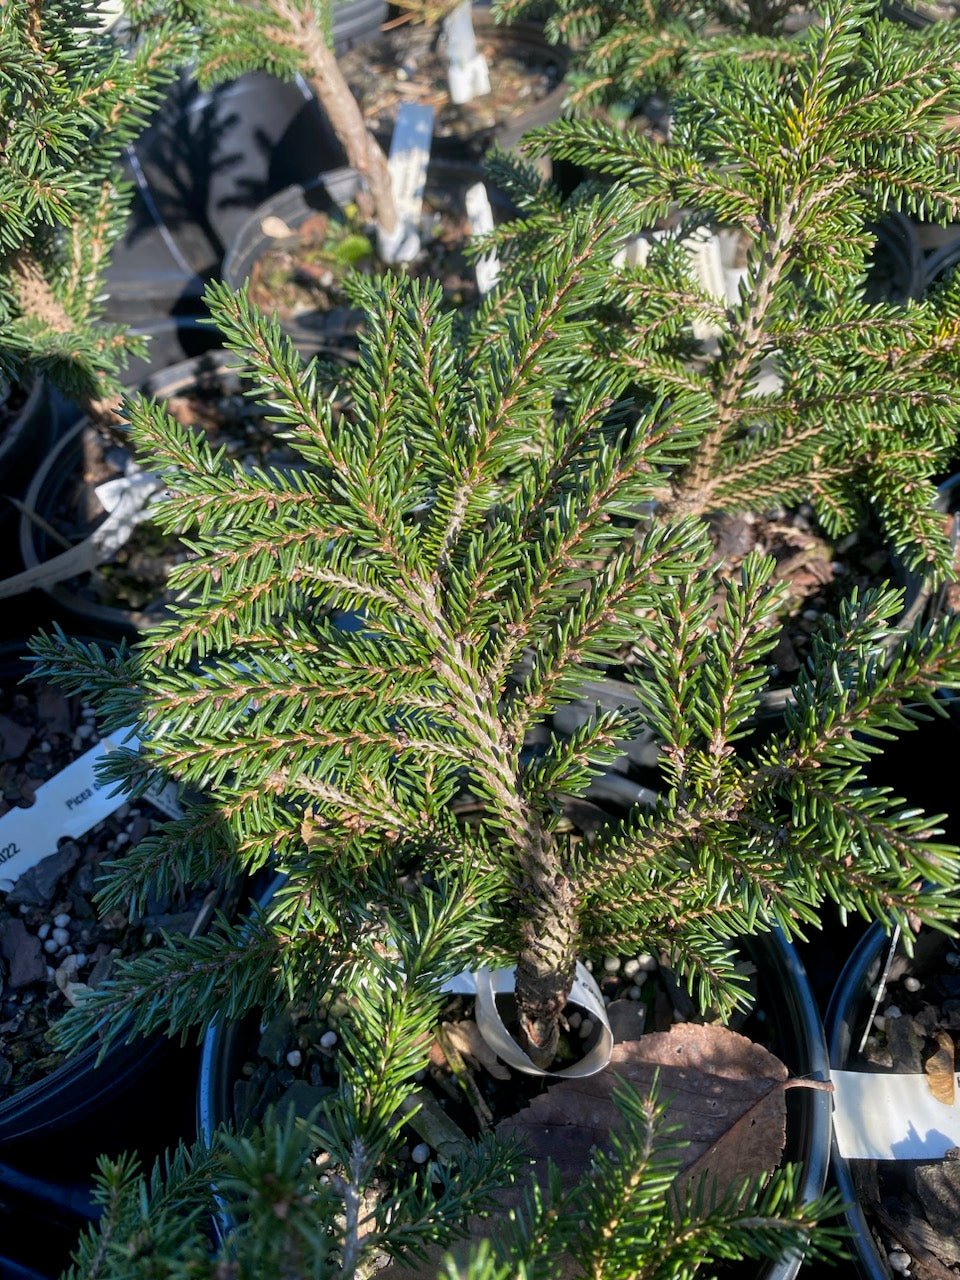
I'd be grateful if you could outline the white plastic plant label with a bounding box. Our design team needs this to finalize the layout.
[443,2,490,105]
[464,181,501,295]
[381,103,435,264]
[442,961,613,1077]
[832,1069,960,1160]
[0,724,183,891]
[0,725,139,891]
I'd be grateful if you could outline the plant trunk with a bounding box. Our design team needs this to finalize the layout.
[514,866,578,1070]
[275,0,399,236]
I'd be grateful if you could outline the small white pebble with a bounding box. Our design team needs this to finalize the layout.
[37,923,50,940]
[887,1250,911,1275]
[53,913,71,929]
[903,976,921,993]
[579,1018,595,1039]
[81,707,96,720]
[873,1016,886,1032]
[114,832,130,846]
[583,959,593,972]
[603,956,621,973]
[52,927,70,947]
[801,608,819,622]
[411,1143,430,1164]
[59,955,80,977]
[635,953,658,972]
[44,939,59,954]
[40,740,51,753]
[628,984,644,1000]
[320,1031,338,1049]
[623,958,640,977]
[46,966,55,981]
[567,1012,582,1029]
[286,1049,303,1068]
[76,723,94,741]
[71,733,84,751]
[18,904,29,915]
[73,953,87,968]
[885,1005,902,1019]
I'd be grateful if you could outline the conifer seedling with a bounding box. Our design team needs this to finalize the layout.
[0,0,190,409]
[482,0,960,587]
[34,242,960,1070]
[33,251,955,1270]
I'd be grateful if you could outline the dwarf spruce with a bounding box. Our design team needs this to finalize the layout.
[483,0,960,579]
[34,246,960,1066]
[0,0,189,406]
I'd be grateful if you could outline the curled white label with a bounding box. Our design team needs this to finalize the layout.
[442,961,613,1077]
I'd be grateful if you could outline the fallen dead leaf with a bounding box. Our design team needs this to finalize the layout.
[260,215,295,239]
[925,1030,956,1107]
[495,1022,789,1205]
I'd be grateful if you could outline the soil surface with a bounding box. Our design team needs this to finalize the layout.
[855,930,960,1276]
[0,673,209,1099]
[248,197,494,335]
[338,22,563,152]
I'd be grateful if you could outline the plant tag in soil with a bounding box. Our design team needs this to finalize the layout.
[832,1069,960,1159]
[443,2,490,104]
[441,961,613,1077]
[464,181,500,295]
[0,724,183,890]
[0,724,139,891]
[383,103,434,263]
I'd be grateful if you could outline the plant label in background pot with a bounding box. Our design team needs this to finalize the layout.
[832,1065,960,1160]
[443,2,490,105]
[381,103,434,264]
[464,181,500,295]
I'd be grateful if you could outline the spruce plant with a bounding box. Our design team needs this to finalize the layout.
[60,1090,846,1278]
[493,0,812,110]
[0,0,190,409]
[33,245,960,1068]
[481,0,960,582]
[31,255,955,1271]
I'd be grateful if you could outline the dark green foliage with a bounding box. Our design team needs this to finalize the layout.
[30,262,960,1055]
[493,0,811,107]
[61,1083,845,1279]
[482,1,960,576]
[0,0,190,402]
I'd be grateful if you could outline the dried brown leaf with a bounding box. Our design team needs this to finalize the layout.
[495,1023,789,1205]
[925,1030,956,1107]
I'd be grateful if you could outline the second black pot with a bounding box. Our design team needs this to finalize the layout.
[198,919,832,1280]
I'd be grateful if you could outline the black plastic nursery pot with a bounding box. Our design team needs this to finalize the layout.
[110,71,351,306]
[17,347,238,638]
[197,918,831,1280]
[0,381,59,565]
[0,640,172,1152]
[825,923,895,1280]
[221,160,517,352]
